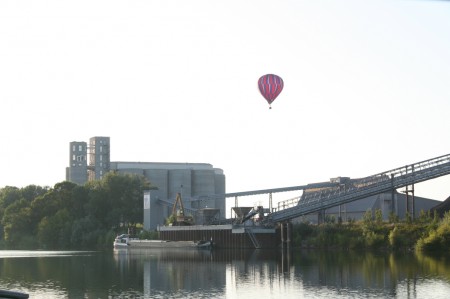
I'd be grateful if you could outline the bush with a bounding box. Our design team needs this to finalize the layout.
[389,212,399,224]
[364,231,385,248]
[416,212,450,252]
[388,226,410,249]
[289,212,450,253]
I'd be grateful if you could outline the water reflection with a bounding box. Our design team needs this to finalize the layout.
[0,249,449,298]
[113,248,225,298]
[113,248,285,298]
[290,250,450,298]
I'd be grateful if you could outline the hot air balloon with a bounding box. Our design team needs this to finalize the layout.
[258,74,284,109]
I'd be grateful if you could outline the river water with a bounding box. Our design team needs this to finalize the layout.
[1,248,449,298]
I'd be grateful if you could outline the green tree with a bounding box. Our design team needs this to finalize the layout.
[1,199,34,246]
[375,209,383,225]
[70,185,89,219]
[37,209,72,249]
[89,172,153,232]
[0,186,21,216]
[362,209,374,230]
[0,185,49,247]
[20,185,48,202]
[1,173,155,249]
[405,211,412,224]
[70,215,104,249]
[30,189,66,231]
[0,186,21,241]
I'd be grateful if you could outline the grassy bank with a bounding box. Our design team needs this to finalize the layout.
[291,210,450,253]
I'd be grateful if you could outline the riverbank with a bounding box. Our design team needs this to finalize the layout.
[290,210,450,252]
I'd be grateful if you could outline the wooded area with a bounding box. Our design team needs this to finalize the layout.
[0,173,155,249]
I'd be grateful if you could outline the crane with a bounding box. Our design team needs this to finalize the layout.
[172,192,193,226]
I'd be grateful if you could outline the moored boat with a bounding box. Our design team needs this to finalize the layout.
[113,234,213,249]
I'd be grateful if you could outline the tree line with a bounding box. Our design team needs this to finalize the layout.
[0,173,155,250]
[2,172,449,252]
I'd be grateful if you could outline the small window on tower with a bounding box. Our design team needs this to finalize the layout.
[72,145,76,151]
[79,145,82,151]
[73,155,76,161]
[100,146,103,153]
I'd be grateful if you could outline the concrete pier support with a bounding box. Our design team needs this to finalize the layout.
[280,221,292,248]
[286,221,291,247]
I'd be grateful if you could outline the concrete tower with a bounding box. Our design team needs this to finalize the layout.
[66,141,88,184]
[88,136,110,181]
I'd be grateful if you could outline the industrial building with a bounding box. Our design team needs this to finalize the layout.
[66,136,110,184]
[66,138,446,246]
[66,137,226,230]
[291,177,441,224]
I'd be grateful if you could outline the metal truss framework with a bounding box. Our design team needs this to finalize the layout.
[268,153,450,223]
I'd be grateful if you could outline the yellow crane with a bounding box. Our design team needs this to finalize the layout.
[172,192,193,226]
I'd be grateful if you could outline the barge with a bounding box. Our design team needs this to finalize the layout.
[113,234,212,249]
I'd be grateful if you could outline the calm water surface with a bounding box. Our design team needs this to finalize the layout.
[1,248,449,298]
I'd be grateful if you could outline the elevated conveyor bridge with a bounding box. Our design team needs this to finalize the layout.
[267,153,450,223]
[189,153,450,224]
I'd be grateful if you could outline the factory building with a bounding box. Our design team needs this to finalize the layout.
[293,177,441,224]
[111,161,226,230]
[66,137,225,230]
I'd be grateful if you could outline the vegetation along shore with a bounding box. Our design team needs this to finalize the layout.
[1,172,449,253]
[291,209,450,253]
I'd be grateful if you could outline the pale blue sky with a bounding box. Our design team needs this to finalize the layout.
[1,0,449,204]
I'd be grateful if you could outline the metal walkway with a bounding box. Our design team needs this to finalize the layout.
[266,153,450,223]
